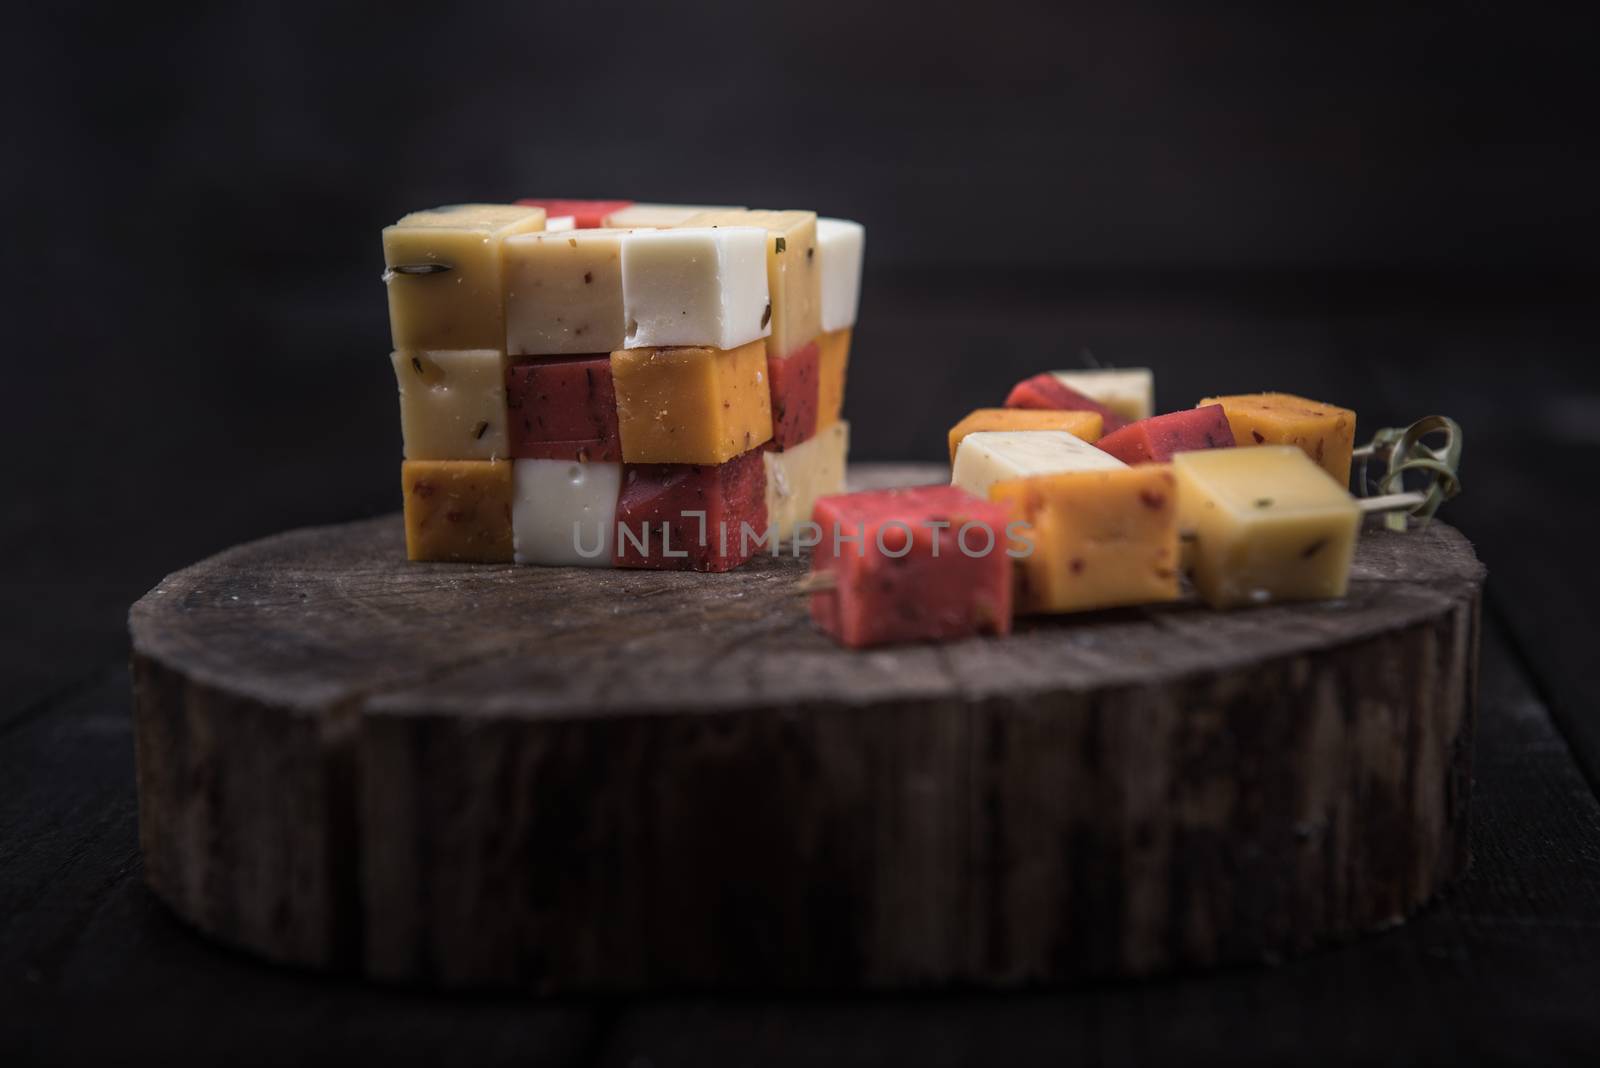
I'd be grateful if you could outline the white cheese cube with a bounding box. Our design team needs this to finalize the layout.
[603,203,743,228]
[764,420,849,543]
[511,459,622,566]
[620,227,771,350]
[504,228,644,356]
[391,349,509,460]
[544,215,577,232]
[951,430,1127,498]
[817,218,865,332]
[1049,369,1154,423]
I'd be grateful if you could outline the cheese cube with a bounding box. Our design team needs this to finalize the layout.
[1049,369,1154,423]
[1003,373,1130,432]
[382,204,546,351]
[504,228,637,356]
[610,340,773,464]
[1201,392,1357,488]
[604,203,742,228]
[951,430,1126,498]
[511,459,622,567]
[401,459,514,563]
[764,420,849,543]
[614,449,768,572]
[390,350,509,460]
[505,355,622,462]
[809,485,1014,648]
[816,328,852,429]
[990,467,1181,615]
[619,227,771,350]
[817,218,865,332]
[948,408,1103,462]
[1095,404,1234,465]
[768,339,820,449]
[680,209,821,358]
[514,199,633,229]
[1173,446,1361,609]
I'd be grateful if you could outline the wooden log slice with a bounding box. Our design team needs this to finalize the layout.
[129,463,1485,989]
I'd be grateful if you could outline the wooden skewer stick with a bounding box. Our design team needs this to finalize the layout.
[797,571,837,594]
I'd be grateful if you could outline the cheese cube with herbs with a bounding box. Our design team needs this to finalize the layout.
[764,420,849,543]
[816,328,851,428]
[809,485,1014,648]
[383,204,546,351]
[1173,446,1361,609]
[948,408,1103,462]
[817,218,864,333]
[1201,392,1357,488]
[952,429,1126,498]
[615,449,768,572]
[505,354,622,462]
[1004,373,1130,433]
[391,349,509,460]
[401,459,515,563]
[620,226,771,350]
[610,340,773,464]
[504,228,640,356]
[680,209,821,358]
[1049,369,1154,423]
[1095,404,1234,465]
[990,466,1181,615]
[511,458,622,567]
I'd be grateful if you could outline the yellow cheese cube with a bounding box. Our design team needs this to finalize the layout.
[401,460,514,563]
[610,340,773,464]
[1200,392,1356,488]
[947,408,1103,462]
[816,328,852,429]
[390,350,508,460]
[1173,446,1361,609]
[680,209,821,358]
[990,466,1181,615]
[382,204,547,351]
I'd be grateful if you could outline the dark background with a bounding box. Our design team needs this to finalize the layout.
[5,1,1600,1063]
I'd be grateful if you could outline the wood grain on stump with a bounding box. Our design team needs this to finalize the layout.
[129,464,1486,989]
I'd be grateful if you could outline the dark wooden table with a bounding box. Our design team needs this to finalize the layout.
[5,275,1599,1064]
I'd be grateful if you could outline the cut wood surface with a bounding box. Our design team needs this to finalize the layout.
[128,463,1486,989]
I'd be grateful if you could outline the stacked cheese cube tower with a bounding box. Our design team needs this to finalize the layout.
[383,200,864,572]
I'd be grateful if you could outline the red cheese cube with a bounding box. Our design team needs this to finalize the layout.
[614,448,767,572]
[1096,404,1235,465]
[513,199,634,229]
[809,485,1013,648]
[506,355,623,462]
[1004,373,1129,432]
[768,339,820,449]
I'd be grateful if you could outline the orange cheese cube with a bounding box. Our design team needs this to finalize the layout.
[1200,392,1356,488]
[947,408,1103,462]
[989,466,1181,615]
[610,340,773,464]
[401,460,514,563]
[816,327,852,429]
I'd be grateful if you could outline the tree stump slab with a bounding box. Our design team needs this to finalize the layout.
[129,463,1486,989]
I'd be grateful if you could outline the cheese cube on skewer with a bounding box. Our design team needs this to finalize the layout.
[948,409,1103,462]
[504,228,641,356]
[610,341,773,464]
[1201,392,1357,488]
[401,460,515,563]
[816,218,864,333]
[990,466,1181,615]
[679,209,821,359]
[1049,369,1154,423]
[951,429,1126,498]
[1173,446,1361,609]
[816,328,852,429]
